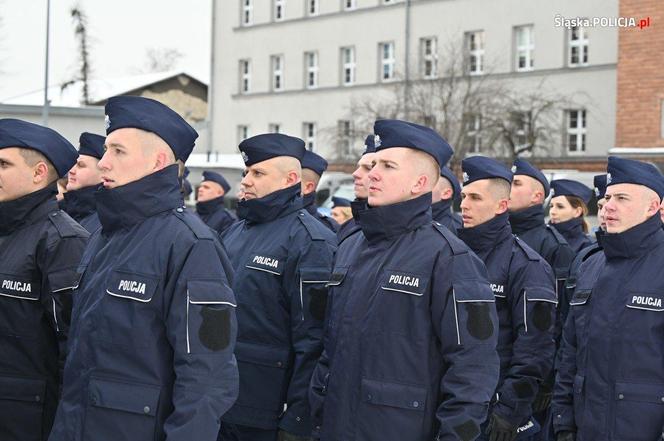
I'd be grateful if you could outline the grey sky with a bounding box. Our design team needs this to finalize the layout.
[0,0,211,101]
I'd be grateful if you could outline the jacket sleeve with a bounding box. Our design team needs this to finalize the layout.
[493,259,557,426]
[552,292,580,434]
[431,251,500,441]
[38,228,89,384]
[279,235,336,436]
[162,237,239,441]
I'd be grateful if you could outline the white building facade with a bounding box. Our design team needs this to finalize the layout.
[210,0,618,162]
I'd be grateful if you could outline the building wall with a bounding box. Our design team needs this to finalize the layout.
[616,0,663,148]
[211,0,618,161]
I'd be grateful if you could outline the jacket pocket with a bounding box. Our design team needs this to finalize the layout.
[453,280,496,344]
[613,381,664,440]
[234,342,290,412]
[525,285,558,333]
[0,272,42,338]
[105,270,159,303]
[357,378,428,440]
[0,376,46,441]
[83,377,161,441]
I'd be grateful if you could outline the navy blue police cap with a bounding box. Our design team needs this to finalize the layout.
[550,179,593,205]
[301,150,328,176]
[0,118,78,178]
[78,132,105,160]
[373,119,453,167]
[202,170,231,193]
[593,174,607,200]
[104,96,198,162]
[440,166,461,201]
[362,134,376,155]
[461,156,513,185]
[606,156,664,199]
[238,133,306,166]
[512,158,550,196]
[332,196,352,208]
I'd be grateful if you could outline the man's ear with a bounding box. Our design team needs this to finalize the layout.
[32,162,50,185]
[286,170,300,186]
[153,150,170,171]
[411,174,429,195]
[303,180,316,195]
[496,198,509,215]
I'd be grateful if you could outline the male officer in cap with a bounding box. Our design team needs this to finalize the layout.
[432,165,462,233]
[336,135,376,242]
[0,119,89,441]
[458,156,557,441]
[196,170,237,234]
[553,157,664,441]
[61,132,104,233]
[49,96,239,441]
[310,119,499,441]
[301,150,339,233]
[220,133,336,441]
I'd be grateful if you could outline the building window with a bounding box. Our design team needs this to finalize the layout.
[338,120,353,156]
[305,51,319,89]
[380,42,395,81]
[569,26,589,67]
[242,0,252,26]
[421,37,438,79]
[238,125,249,144]
[343,0,356,10]
[303,122,317,150]
[307,0,319,16]
[271,55,284,92]
[269,123,281,133]
[341,46,356,86]
[510,111,530,150]
[463,114,482,154]
[239,59,251,94]
[466,31,484,75]
[274,0,285,21]
[515,25,534,71]
[566,110,587,153]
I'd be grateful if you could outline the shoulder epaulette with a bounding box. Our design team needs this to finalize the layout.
[173,208,215,240]
[433,222,468,255]
[297,210,326,241]
[48,210,88,238]
[546,224,570,246]
[514,236,543,261]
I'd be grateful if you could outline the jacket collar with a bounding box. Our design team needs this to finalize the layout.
[62,185,100,222]
[458,212,513,253]
[0,184,58,235]
[302,191,318,217]
[196,196,225,216]
[551,217,585,243]
[599,213,664,260]
[358,193,432,245]
[431,199,453,220]
[236,183,303,224]
[509,204,545,234]
[351,198,369,222]
[96,165,183,233]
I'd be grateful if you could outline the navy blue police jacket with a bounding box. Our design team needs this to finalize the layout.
[553,213,664,440]
[432,198,462,234]
[457,213,557,427]
[550,218,594,255]
[196,196,237,235]
[221,184,336,436]
[48,165,239,441]
[61,185,101,233]
[303,192,339,233]
[309,193,500,441]
[0,184,89,441]
[509,206,575,296]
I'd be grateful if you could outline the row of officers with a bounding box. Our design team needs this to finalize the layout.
[0,96,662,441]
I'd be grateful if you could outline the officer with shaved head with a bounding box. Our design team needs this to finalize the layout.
[554,157,664,441]
[310,119,499,441]
[220,133,336,441]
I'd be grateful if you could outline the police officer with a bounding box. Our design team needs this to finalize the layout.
[457,156,557,441]
[553,157,664,441]
[508,159,574,440]
[336,135,376,243]
[309,119,499,441]
[196,170,237,234]
[0,119,89,441]
[220,134,336,441]
[548,180,594,254]
[432,165,462,233]
[49,96,239,441]
[559,175,607,328]
[301,150,339,232]
[330,196,352,225]
[61,132,104,233]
